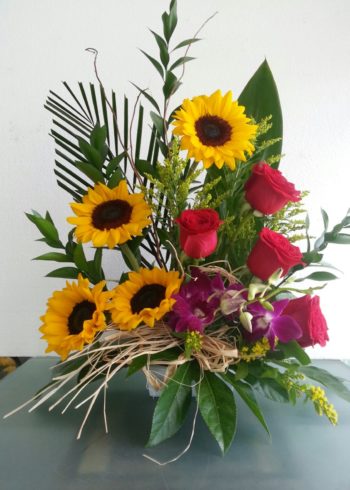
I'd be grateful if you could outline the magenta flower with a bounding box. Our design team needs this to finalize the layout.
[168,269,223,333]
[245,299,302,348]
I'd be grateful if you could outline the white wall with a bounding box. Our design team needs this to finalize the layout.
[1,0,349,358]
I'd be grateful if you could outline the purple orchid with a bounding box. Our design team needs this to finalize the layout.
[245,299,302,348]
[168,269,222,333]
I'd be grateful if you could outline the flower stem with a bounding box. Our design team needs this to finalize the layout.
[119,243,140,271]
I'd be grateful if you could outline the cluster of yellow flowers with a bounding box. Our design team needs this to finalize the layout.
[240,337,270,362]
[306,385,338,425]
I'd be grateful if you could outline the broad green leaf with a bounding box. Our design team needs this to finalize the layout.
[46,267,80,279]
[299,365,350,402]
[238,59,283,167]
[221,375,269,435]
[75,161,105,184]
[296,271,339,282]
[196,371,237,454]
[140,50,164,79]
[147,362,194,447]
[174,38,201,50]
[33,252,70,262]
[169,56,195,71]
[278,340,311,365]
[256,378,289,403]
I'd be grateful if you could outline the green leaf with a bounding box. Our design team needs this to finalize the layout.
[135,159,158,178]
[73,243,88,272]
[222,375,269,435]
[296,271,339,282]
[278,340,311,366]
[130,83,160,113]
[256,378,289,403]
[174,38,201,50]
[238,59,283,167]
[107,168,123,188]
[140,50,164,79]
[90,124,108,157]
[321,208,329,231]
[75,161,105,184]
[33,252,70,262]
[79,139,104,169]
[150,111,165,136]
[302,251,323,264]
[163,71,180,98]
[196,371,237,454]
[234,361,249,381]
[93,247,103,281]
[169,56,195,71]
[46,267,80,279]
[327,233,350,245]
[105,153,125,178]
[147,362,194,447]
[150,30,169,68]
[26,212,61,246]
[126,355,148,377]
[162,0,177,42]
[299,365,350,402]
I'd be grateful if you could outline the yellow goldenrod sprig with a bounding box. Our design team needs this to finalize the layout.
[185,331,203,359]
[240,337,270,362]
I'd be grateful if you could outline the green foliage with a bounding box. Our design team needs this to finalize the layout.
[196,371,237,454]
[147,361,196,447]
[238,59,283,168]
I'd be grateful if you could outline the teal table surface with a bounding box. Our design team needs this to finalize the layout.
[1,358,350,490]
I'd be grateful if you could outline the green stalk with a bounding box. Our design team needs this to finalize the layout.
[120,243,140,271]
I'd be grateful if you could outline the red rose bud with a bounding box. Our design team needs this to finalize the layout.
[283,295,329,348]
[247,227,304,281]
[244,161,301,215]
[176,209,222,259]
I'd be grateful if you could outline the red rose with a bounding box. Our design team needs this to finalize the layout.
[283,295,329,348]
[247,227,304,281]
[176,209,222,259]
[244,161,301,215]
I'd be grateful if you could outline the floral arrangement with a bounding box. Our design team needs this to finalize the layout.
[11,1,350,458]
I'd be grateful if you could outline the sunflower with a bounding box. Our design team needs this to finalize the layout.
[39,275,114,360]
[172,90,257,170]
[67,180,152,249]
[109,268,182,330]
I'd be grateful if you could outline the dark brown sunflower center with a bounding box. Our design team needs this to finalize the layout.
[92,200,132,230]
[68,300,96,335]
[195,115,232,146]
[130,284,166,314]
